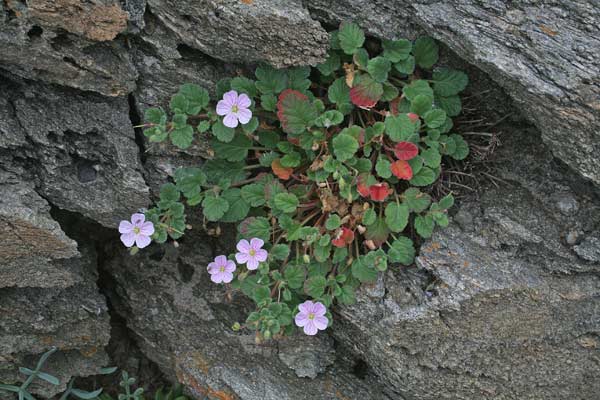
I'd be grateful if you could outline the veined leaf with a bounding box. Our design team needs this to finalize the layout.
[350,74,383,108]
[277,89,318,134]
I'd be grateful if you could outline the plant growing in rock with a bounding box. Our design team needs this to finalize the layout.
[0,347,117,400]
[127,22,469,339]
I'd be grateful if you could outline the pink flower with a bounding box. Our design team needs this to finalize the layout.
[207,255,236,284]
[235,238,268,270]
[294,301,329,335]
[119,213,154,249]
[216,90,252,128]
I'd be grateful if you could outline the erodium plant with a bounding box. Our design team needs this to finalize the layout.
[123,22,470,340]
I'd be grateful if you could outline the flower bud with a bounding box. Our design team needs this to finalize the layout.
[232,322,241,331]
[357,225,366,234]
[303,254,311,264]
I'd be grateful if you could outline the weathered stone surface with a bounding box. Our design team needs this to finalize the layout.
[104,232,388,400]
[307,0,600,184]
[0,244,111,397]
[331,129,600,400]
[146,0,329,68]
[0,1,137,96]
[0,74,150,227]
[0,182,80,289]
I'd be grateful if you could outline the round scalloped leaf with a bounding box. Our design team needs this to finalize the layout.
[255,65,288,94]
[367,56,391,83]
[211,133,251,162]
[273,192,299,213]
[241,183,266,207]
[238,216,271,241]
[391,160,413,180]
[385,202,409,232]
[421,147,442,168]
[385,114,418,142]
[432,68,468,96]
[403,188,431,212]
[436,95,462,117]
[317,52,341,76]
[277,89,318,134]
[410,94,433,116]
[394,141,419,160]
[170,125,194,149]
[387,237,415,265]
[332,133,359,161]
[409,166,436,186]
[403,80,433,101]
[351,256,378,283]
[382,39,412,62]
[413,37,439,69]
[415,214,435,238]
[202,195,229,221]
[394,55,415,75]
[424,109,447,128]
[211,120,235,142]
[220,188,250,222]
[450,134,469,160]
[350,74,383,108]
[364,217,389,247]
[338,21,365,55]
[375,158,392,179]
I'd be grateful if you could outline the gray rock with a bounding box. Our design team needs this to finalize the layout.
[574,234,600,262]
[0,1,137,96]
[0,74,150,227]
[147,0,329,68]
[277,334,336,379]
[103,232,388,400]
[307,0,600,184]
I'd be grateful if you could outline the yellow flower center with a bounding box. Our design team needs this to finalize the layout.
[219,266,225,273]
[249,249,256,256]
[133,227,141,234]
[231,105,239,113]
[308,312,315,320]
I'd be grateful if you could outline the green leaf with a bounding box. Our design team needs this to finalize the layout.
[332,133,359,161]
[211,120,235,142]
[338,21,365,55]
[415,214,435,238]
[403,188,431,212]
[351,256,378,283]
[410,166,436,186]
[273,192,299,213]
[220,188,250,222]
[242,117,259,134]
[382,39,412,62]
[413,37,439,69]
[169,93,188,114]
[284,265,305,289]
[450,134,469,160]
[197,120,211,133]
[410,94,433,115]
[211,134,251,162]
[325,214,342,230]
[365,217,390,246]
[381,82,400,101]
[362,208,376,225]
[367,57,391,83]
[71,389,104,400]
[231,77,258,98]
[260,93,278,111]
[179,83,209,114]
[315,110,344,128]
[271,244,290,261]
[317,52,341,76]
[436,95,462,117]
[384,202,409,232]
[287,66,311,91]
[403,80,433,101]
[241,183,266,207]
[145,108,166,124]
[423,109,447,128]
[277,89,318,134]
[305,275,327,298]
[328,77,351,105]
[353,48,369,68]
[394,55,415,75]
[202,195,229,221]
[364,248,388,272]
[171,125,194,149]
[375,158,392,179]
[387,237,415,265]
[253,285,271,305]
[350,74,383,107]
[255,65,288,94]
[421,147,441,168]
[432,68,468,96]
[385,114,418,142]
[338,285,356,305]
[239,217,271,241]
[439,194,455,209]
[280,151,301,167]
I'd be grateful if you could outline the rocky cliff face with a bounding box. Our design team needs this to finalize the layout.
[0,1,598,399]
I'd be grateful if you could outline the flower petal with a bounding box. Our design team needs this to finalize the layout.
[236,93,251,108]
[303,320,318,335]
[215,255,228,266]
[313,315,329,330]
[236,108,252,124]
[216,100,231,116]
[211,272,224,284]
[223,113,239,128]
[139,221,155,236]
[254,249,268,262]
[131,213,145,225]
[235,252,249,264]
[295,312,309,327]
[118,220,133,234]
[298,301,313,314]
[223,90,238,106]
[120,232,136,247]
[207,262,219,274]
[225,260,236,273]
[237,239,251,253]
[246,257,259,270]
[312,302,327,317]
[221,272,234,283]
[135,234,151,249]
[250,237,264,250]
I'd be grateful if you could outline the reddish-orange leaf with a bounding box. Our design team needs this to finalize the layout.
[332,227,355,248]
[394,141,419,160]
[277,89,309,134]
[369,182,391,202]
[271,158,293,180]
[357,174,370,198]
[391,160,413,180]
[349,75,383,108]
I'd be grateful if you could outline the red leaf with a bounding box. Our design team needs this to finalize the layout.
[407,113,419,123]
[332,227,355,248]
[271,158,293,180]
[350,75,383,108]
[357,173,371,197]
[277,89,315,134]
[391,160,413,180]
[394,141,419,160]
[369,182,391,202]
